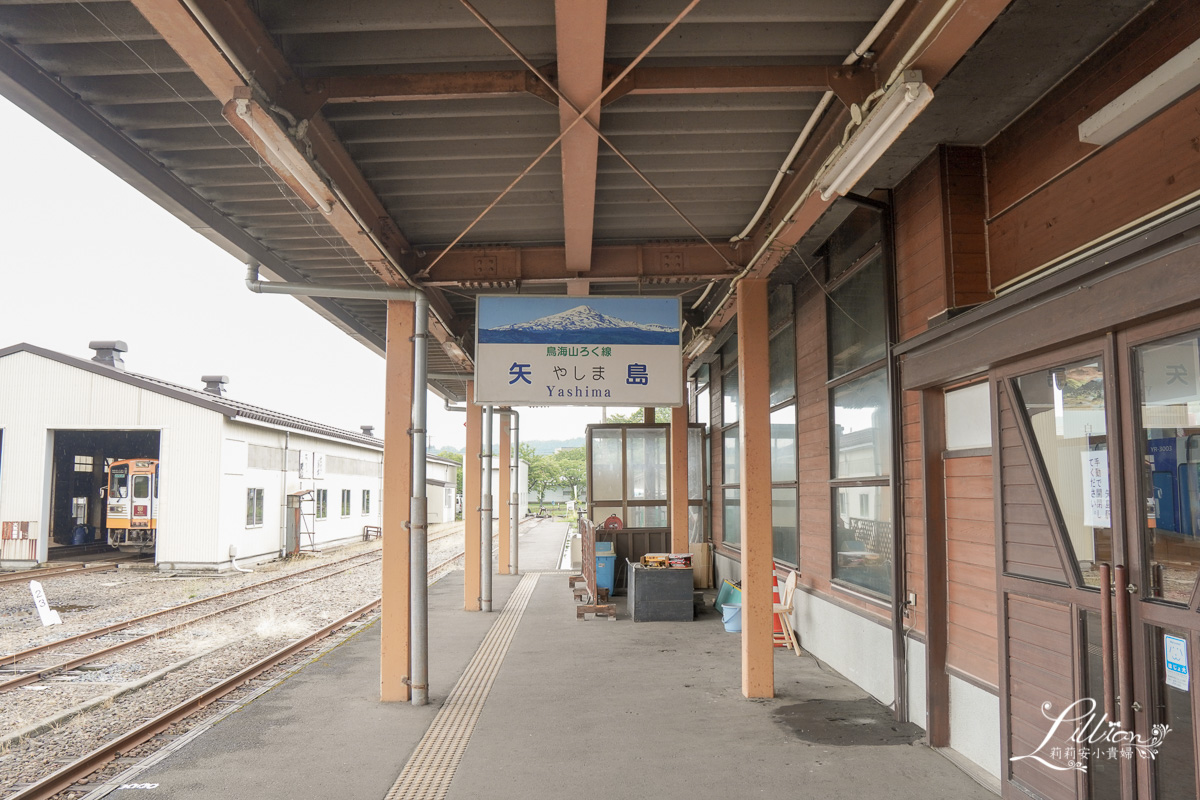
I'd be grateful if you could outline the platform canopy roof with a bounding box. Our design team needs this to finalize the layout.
[0,0,1152,400]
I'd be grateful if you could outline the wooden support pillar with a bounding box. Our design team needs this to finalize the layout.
[381,300,415,702]
[498,413,512,575]
[737,279,774,699]
[670,404,689,554]
[643,407,655,423]
[464,383,482,611]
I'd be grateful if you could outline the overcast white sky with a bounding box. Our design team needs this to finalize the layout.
[0,96,624,450]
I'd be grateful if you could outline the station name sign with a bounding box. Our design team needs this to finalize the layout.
[474,295,682,407]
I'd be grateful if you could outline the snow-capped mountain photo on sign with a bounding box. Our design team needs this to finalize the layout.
[477,299,679,345]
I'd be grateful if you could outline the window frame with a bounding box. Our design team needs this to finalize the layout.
[824,221,898,602]
[340,489,351,517]
[315,488,328,520]
[362,489,371,515]
[246,487,264,527]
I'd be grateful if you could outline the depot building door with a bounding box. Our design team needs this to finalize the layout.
[996,307,1200,800]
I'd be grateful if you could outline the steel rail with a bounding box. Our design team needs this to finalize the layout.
[7,549,466,800]
[6,600,382,800]
[0,563,117,586]
[0,554,384,692]
[1,548,383,669]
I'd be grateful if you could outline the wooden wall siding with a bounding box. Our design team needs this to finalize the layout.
[796,285,832,594]
[998,385,1068,584]
[901,387,926,636]
[1005,594,1077,800]
[986,0,1200,220]
[945,454,998,687]
[941,147,990,309]
[894,150,947,339]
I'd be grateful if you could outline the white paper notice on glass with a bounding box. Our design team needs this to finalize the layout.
[1081,449,1111,528]
[29,580,62,626]
[1165,634,1189,691]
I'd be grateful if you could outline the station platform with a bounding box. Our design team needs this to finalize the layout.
[104,519,998,799]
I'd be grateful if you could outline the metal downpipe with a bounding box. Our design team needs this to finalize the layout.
[481,406,494,612]
[245,262,430,705]
[411,297,430,706]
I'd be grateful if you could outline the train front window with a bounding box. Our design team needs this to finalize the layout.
[1135,329,1200,604]
[133,475,150,500]
[110,467,128,498]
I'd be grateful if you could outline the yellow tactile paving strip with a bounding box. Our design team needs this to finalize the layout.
[384,573,540,800]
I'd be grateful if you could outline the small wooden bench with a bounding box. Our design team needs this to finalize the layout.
[363,525,382,541]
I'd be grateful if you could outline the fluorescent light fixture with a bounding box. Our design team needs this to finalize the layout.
[818,71,934,201]
[1079,37,1200,146]
[683,331,715,360]
[226,97,335,214]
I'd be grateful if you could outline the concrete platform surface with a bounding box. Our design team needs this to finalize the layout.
[116,519,997,799]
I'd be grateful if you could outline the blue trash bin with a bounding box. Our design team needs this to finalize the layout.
[595,542,616,594]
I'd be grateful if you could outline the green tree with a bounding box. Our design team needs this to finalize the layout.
[603,408,671,423]
[521,443,556,509]
[551,447,587,502]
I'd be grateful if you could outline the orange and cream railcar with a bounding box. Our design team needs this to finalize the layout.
[105,458,159,552]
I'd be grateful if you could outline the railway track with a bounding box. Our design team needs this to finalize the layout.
[0,552,384,691]
[0,564,116,587]
[3,548,466,800]
[1,548,385,674]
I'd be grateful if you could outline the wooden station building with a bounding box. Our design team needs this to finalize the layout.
[2,0,1200,796]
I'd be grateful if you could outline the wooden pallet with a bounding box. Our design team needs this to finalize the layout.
[576,603,616,620]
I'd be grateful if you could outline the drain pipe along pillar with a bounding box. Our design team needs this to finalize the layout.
[245,264,431,705]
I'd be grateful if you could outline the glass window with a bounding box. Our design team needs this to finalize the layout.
[1134,331,1200,604]
[246,488,263,527]
[341,489,351,517]
[627,505,668,527]
[723,365,739,424]
[74,455,93,472]
[723,488,741,548]
[834,485,893,596]
[316,489,328,519]
[695,384,710,428]
[770,405,797,482]
[828,255,887,379]
[362,490,370,515]
[833,368,891,479]
[626,428,667,501]
[723,427,739,484]
[1015,358,1111,589]
[109,465,129,498]
[769,325,796,407]
[591,428,623,501]
[773,487,798,565]
[133,475,150,500]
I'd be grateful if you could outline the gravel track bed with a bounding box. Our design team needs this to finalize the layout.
[0,520,495,796]
[0,561,386,791]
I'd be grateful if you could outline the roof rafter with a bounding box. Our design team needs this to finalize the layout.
[128,0,465,347]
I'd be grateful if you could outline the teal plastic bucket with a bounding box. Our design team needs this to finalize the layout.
[721,603,742,633]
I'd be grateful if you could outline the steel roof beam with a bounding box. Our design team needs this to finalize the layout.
[415,242,742,285]
[554,0,608,279]
[300,63,875,110]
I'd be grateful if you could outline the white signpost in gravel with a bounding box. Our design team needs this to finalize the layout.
[29,580,62,626]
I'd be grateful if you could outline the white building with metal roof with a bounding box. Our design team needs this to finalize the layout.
[0,341,444,571]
